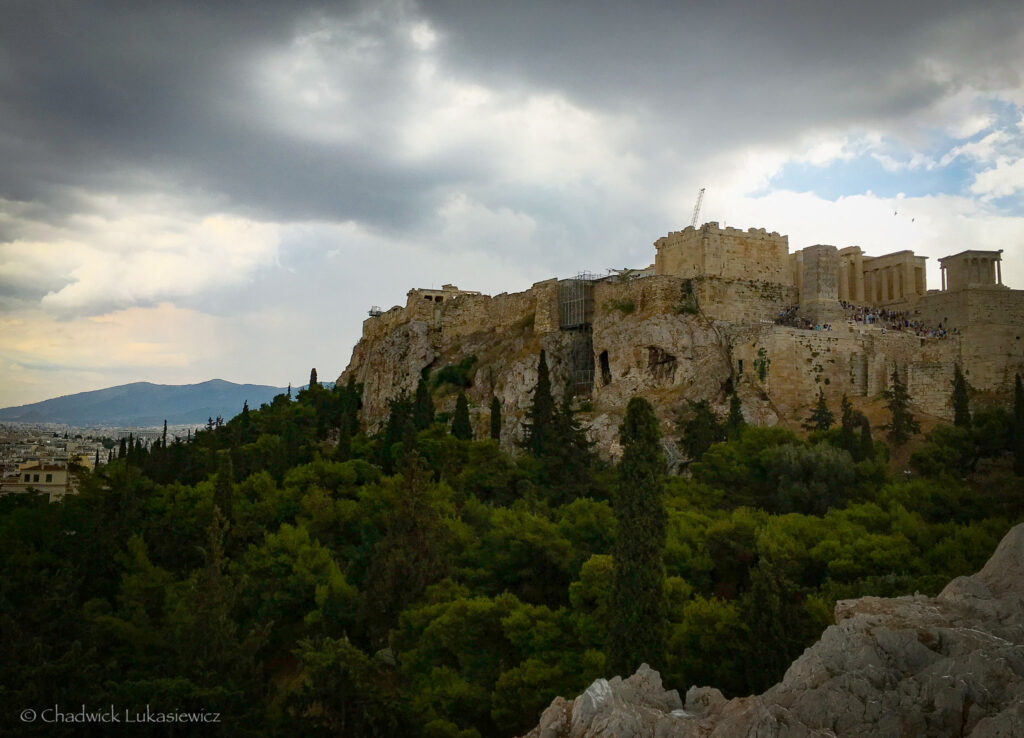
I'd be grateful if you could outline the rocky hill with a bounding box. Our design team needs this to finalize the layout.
[519,522,1024,738]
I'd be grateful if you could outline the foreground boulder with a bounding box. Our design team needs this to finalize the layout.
[521,523,1024,737]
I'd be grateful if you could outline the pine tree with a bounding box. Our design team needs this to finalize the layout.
[413,377,435,430]
[610,397,667,676]
[882,367,920,445]
[309,368,318,388]
[214,450,234,524]
[726,390,745,439]
[952,365,971,428]
[451,392,472,440]
[1014,374,1024,476]
[678,399,724,460]
[522,350,556,456]
[803,389,834,432]
[489,396,502,441]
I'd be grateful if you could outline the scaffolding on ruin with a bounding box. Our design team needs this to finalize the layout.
[559,272,599,329]
[559,272,600,395]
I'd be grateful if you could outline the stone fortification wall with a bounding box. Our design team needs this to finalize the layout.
[733,324,961,420]
[592,274,796,326]
[692,277,797,324]
[592,275,689,318]
[654,223,791,285]
[915,287,1024,392]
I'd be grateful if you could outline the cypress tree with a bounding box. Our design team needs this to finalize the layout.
[522,350,556,456]
[381,395,415,474]
[857,412,875,461]
[726,390,745,438]
[952,365,971,428]
[609,397,667,676]
[839,394,858,456]
[1014,375,1024,476]
[118,437,127,459]
[413,377,435,430]
[489,396,502,441]
[883,367,920,445]
[451,392,472,440]
[803,389,834,432]
[162,419,168,449]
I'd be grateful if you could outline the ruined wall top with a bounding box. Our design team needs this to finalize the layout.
[654,222,791,284]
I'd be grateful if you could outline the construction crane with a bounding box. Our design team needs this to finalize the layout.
[689,187,706,228]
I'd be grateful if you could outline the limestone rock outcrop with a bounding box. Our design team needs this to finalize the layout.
[520,522,1024,738]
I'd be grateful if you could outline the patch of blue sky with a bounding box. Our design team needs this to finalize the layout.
[760,152,977,200]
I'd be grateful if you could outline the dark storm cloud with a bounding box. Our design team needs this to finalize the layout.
[0,0,474,228]
[1,0,1022,236]
[424,0,1023,144]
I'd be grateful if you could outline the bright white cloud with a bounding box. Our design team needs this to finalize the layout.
[0,198,280,313]
[971,157,1024,198]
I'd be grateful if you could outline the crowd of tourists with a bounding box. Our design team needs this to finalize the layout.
[775,302,952,338]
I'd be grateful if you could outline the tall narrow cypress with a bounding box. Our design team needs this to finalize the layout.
[883,367,919,445]
[952,365,971,427]
[1014,375,1024,476]
[726,390,745,439]
[489,396,502,441]
[413,377,435,430]
[522,350,556,456]
[609,397,667,676]
[451,392,472,440]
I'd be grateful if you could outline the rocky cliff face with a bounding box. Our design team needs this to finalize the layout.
[520,522,1024,738]
[339,277,780,460]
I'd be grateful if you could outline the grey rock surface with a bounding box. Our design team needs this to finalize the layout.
[520,523,1024,738]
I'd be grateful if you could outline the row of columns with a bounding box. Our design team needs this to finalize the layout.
[839,255,921,304]
[941,256,1002,291]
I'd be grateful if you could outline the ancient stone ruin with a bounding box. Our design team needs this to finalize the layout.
[339,222,1024,457]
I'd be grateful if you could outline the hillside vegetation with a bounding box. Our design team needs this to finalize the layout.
[1,364,1022,738]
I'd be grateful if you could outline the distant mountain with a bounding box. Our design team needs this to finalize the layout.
[0,380,293,426]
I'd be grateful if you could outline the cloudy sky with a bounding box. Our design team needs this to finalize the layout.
[2,0,1023,408]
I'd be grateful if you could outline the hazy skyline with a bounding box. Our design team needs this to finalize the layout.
[2,0,1023,407]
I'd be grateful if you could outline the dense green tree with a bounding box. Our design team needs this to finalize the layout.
[289,636,408,737]
[309,367,318,388]
[362,454,450,644]
[609,397,667,676]
[726,391,745,439]
[678,399,724,461]
[882,367,920,445]
[490,397,502,441]
[522,350,556,456]
[803,389,834,432]
[413,377,435,430]
[952,365,971,428]
[451,392,473,440]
